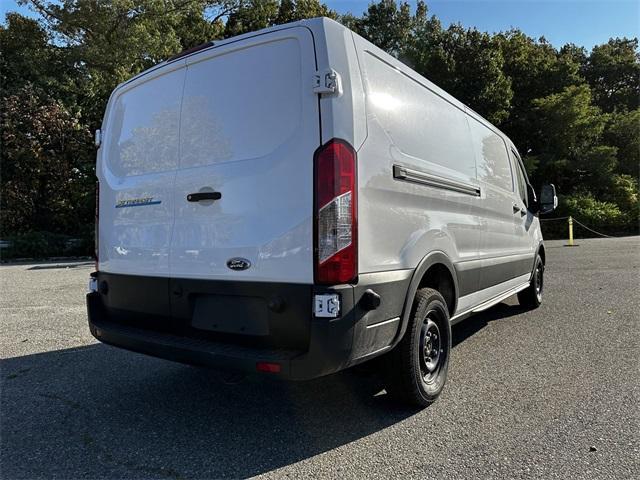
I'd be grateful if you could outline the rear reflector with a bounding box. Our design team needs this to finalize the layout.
[314,139,357,285]
[256,362,281,373]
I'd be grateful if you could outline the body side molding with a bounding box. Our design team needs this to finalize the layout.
[393,164,481,197]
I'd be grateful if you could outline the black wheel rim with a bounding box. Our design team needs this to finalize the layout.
[534,262,544,302]
[419,310,445,383]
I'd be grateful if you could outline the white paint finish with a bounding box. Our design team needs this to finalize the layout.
[314,18,368,149]
[98,65,186,275]
[170,28,318,282]
[96,17,546,317]
[352,34,482,276]
[361,49,476,183]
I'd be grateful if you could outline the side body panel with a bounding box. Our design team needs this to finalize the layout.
[351,33,482,302]
[350,26,541,322]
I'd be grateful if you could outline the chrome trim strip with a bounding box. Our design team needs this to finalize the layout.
[393,165,481,196]
[393,165,480,197]
[366,316,400,329]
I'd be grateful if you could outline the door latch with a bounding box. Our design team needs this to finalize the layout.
[313,69,342,95]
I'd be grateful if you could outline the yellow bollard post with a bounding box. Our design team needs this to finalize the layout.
[568,216,574,246]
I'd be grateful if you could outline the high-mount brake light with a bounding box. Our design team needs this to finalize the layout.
[314,139,357,285]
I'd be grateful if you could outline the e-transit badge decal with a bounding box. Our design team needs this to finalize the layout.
[115,197,161,208]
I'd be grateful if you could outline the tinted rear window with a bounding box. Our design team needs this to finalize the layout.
[105,68,184,177]
[104,37,302,176]
[180,38,302,168]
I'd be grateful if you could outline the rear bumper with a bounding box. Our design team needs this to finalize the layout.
[87,271,411,380]
[87,289,353,380]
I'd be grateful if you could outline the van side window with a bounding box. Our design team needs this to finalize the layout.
[509,150,528,205]
[468,118,513,192]
[512,151,528,206]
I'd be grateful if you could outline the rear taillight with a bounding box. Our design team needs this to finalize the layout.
[94,180,99,271]
[314,139,357,285]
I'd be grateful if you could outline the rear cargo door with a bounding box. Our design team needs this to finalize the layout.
[170,27,320,283]
[98,62,186,276]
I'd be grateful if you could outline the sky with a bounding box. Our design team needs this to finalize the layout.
[2,0,638,50]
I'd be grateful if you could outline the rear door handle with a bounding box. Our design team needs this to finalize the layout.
[187,192,221,202]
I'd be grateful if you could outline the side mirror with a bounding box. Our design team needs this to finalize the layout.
[540,184,558,214]
[94,129,102,149]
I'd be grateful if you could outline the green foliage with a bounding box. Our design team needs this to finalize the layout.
[348,0,413,56]
[605,109,640,178]
[225,0,335,36]
[583,38,640,112]
[2,230,92,259]
[1,0,639,257]
[0,13,71,99]
[411,23,513,124]
[1,85,94,236]
[560,193,623,226]
[606,175,640,225]
[528,85,611,190]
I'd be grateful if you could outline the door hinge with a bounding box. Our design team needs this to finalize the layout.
[313,69,342,96]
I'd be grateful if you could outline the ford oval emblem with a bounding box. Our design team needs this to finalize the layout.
[227,257,251,271]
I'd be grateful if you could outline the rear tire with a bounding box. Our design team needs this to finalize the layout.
[518,254,544,309]
[384,288,451,407]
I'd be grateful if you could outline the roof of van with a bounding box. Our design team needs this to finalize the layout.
[109,16,514,148]
[114,17,334,91]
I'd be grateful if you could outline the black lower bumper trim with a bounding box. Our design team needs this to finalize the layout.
[87,270,412,380]
[90,315,302,378]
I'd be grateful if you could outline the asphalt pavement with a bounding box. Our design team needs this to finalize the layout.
[1,237,639,479]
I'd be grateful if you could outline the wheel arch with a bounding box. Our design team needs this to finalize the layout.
[391,251,459,349]
[537,242,546,265]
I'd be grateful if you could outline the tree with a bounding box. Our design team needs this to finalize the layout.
[495,31,584,160]
[21,0,230,127]
[1,85,94,235]
[408,22,513,124]
[529,85,613,194]
[349,0,413,56]
[224,0,278,37]
[583,38,640,112]
[0,13,70,99]
[226,0,336,35]
[604,109,640,178]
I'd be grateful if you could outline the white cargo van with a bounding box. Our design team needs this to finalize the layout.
[87,18,557,406]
